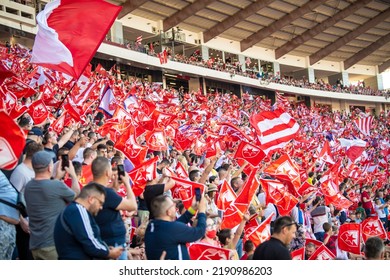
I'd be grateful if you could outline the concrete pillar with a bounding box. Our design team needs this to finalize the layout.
[341,71,349,87]
[111,21,124,44]
[238,54,246,72]
[377,73,384,90]
[308,67,315,83]
[201,45,209,61]
[273,61,280,78]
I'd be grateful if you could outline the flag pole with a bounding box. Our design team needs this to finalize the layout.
[55,78,77,115]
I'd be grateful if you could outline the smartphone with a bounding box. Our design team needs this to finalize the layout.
[117,164,125,181]
[61,154,69,171]
[195,187,201,202]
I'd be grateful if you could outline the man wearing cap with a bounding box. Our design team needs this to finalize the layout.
[24,151,80,260]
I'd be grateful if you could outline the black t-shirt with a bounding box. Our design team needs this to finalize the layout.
[252,237,291,260]
[143,184,165,219]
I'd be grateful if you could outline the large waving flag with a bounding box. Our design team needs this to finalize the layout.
[338,138,367,162]
[250,108,299,155]
[0,111,26,170]
[31,0,121,79]
[353,115,374,136]
[128,157,158,196]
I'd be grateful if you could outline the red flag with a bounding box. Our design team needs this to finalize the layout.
[27,99,49,125]
[175,161,189,179]
[249,108,299,155]
[308,244,335,260]
[139,99,156,116]
[0,61,14,84]
[31,0,121,79]
[297,181,317,197]
[171,176,205,209]
[1,77,36,99]
[216,180,237,211]
[317,141,335,165]
[338,223,362,255]
[114,126,148,167]
[128,157,159,196]
[234,140,266,167]
[291,247,305,260]
[220,203,245,230]
[264,154,301,196]
[0,111,25,170]
[188,243,230,260]
[245,213,274,247]
[338,138,367,162]
[235,167,259,205]
[259,178,298,216]
[361,217,387,242]
[145,129,168,151]
[79,165,93,186]
[50,110,67,134]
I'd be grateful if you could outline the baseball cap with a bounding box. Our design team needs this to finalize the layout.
[28,127,43,137]
[32,151,53,169]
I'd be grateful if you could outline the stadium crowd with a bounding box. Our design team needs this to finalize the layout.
[0,42,389,260]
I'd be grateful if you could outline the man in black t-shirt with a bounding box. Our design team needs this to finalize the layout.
[253,216,297,260]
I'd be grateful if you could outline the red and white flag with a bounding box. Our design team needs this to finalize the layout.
[337,223,362,255]
[354,115,374,136]
[361,217,387,242]
[245,213,274,247]
[188,243,230,260]
[175,161,189,179]
[136,35,142,45]
[27,99,49,125]
[171,176,205,209]
[158,50,168,64]
[317,141,335,165]
[308,244,335,260]
[264,154,301,196]
[249,108,299,155]
[128,157,159,196]
[216,180,237,211]
[338,138,367,163]
[259,178,298,216]
[114,126,148,167]
[234,140,266,167]
[31,0,121,79]
[0,111,26,170]
[291,247,305,260]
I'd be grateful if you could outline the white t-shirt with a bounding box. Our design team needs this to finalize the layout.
[10,163,35,192]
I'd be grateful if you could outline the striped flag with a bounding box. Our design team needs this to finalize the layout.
[275,92,290,109]
[136,35,142,44]
[249,108,299,155]
[354,115,373,136]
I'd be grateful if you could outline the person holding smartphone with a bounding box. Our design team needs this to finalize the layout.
[92,156,137,260]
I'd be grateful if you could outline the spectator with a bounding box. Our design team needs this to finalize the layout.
[53,182,124,259]
[93,157,137,260]
[24,151,80,259]
[0,171,20,260]
[253,216,297,260]
[145,194,207,260]
[364,236,385,260]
